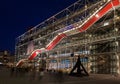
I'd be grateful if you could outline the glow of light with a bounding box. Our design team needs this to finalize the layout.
[89,46,92,49]
[0,62,3,64]
[116,55,120,74]
[36,51,39,55]
[75,54,79,56]
[76,24,79,26]
[103,22,109,26]
[115,28,118,32]
[116,16,120,20]
[115,41,119,46]
[95,14,99,18]
[89,35,92,37]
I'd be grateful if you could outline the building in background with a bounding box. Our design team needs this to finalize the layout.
[15,0,120,75]
[0,50,14,67]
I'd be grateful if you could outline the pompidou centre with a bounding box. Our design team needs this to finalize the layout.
[15,0,120,75]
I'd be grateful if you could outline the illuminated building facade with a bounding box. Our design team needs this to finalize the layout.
[0,50,14,66]
[15,0,120,74]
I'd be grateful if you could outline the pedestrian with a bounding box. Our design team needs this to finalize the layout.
[10,66,14,77]
[38,68,44,80]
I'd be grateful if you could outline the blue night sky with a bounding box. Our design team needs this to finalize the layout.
[0,0,78,54]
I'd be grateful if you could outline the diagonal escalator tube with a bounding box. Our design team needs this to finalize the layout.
[16,0,120,67]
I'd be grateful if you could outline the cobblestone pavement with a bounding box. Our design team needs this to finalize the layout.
[0,67,120,84]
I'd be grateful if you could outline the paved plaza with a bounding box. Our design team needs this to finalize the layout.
[0,67,120,84]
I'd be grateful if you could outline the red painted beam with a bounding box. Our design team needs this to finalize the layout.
[46,33,66,50]
[79,0,120,32]
[16,60,24,67]
[28,49,41,60]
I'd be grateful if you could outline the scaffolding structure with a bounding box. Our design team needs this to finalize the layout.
[15,0,120,74]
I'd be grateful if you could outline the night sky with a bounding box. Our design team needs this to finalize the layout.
[0,0,78,54]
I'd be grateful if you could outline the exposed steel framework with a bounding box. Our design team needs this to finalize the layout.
[16,0,120,68]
